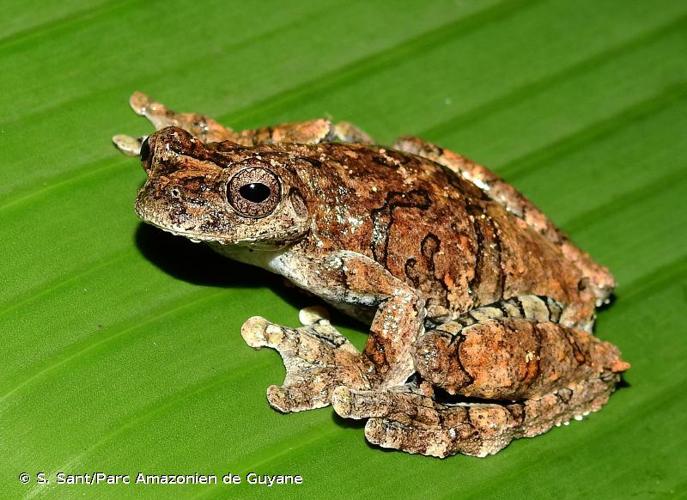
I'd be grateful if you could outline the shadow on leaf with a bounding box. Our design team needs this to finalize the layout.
[134,223,269,288]
[133,223,366,333]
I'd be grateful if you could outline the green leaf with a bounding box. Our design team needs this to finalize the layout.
[2,0,686,498]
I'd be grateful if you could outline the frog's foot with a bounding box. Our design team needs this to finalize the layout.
[297,305,330,326]
[331,385,513,457]
[331,374,620,458]
[241,316,373,413]
[112,92,235,154]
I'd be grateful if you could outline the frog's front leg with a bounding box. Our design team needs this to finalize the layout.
[242,250,425,412]
[241,315,373,412]
[125,91,238,147]
[224,119,374,147]
[321,251,427,387]
[113,92,374,156]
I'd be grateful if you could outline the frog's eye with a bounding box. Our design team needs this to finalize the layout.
[227,167,281,218]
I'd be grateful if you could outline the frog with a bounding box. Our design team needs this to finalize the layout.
[113,92,629,458]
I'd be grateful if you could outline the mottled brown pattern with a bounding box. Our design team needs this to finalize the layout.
[114,93,629,459]
[414,318,627,400]
[394,136,616,307]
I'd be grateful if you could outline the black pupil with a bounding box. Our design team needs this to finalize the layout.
[239,182,271,203]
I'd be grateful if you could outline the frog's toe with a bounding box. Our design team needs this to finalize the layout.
[331,121,375,144]
[240,316,272,348]
[129,91,154,115]
[331,386,431,421]
[266,384,295,413]
[331,386,402,419]
[330,386,355,417]
[267,385,329,413]
[269,358,372,413]
[364,418,453,458]
[241,316,349,359]
[298,305,330,326]
[241,317,373,412]
[267,380,332,413]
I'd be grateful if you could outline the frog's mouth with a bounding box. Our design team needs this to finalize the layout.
[135,199,287,250]
[134,189,223,243]
[138,217,213,244]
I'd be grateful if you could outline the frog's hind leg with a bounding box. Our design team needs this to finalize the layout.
[332,375,619,458]
[393,136,615,305]
[413,318,628,400]
[240,316,373,413]
[332,317,629,457]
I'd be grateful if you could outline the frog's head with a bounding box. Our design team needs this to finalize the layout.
[134,126,310,249]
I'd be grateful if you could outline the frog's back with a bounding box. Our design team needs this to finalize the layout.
[284,142,597,326]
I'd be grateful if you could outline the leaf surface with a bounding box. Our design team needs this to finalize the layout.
[2,1,685,498]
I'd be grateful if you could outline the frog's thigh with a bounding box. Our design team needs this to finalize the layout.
[241,316,372,412]
[393,136,615,303]
[128,91,237,143]
[413,318,629,400]
[332,373,620,458]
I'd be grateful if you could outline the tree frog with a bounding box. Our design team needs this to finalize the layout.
[114,93,629,458]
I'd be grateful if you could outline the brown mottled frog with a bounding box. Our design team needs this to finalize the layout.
[113,92,629,458]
